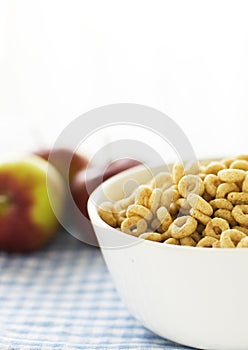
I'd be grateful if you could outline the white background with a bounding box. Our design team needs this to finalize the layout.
[0,0,248,162]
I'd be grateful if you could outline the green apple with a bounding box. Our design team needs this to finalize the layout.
[0,155,65,252]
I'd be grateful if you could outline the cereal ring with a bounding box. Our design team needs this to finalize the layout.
[232,205,248,226]
[178,175,204,198]
[156,206,173,231]
[150,172,173,190]
[187,193,213,216]
[242,174,248,192]
[230,160,248,171]
[214,209,237,226]
[185,160,200,175]
[135,186,152,208]
[236,154,248,161]
[169,202,180,219]
[191,231,202,243]
[170,215,197,239]
[139,232,165,242]
[227,192,248,205]
[216,183,239,198]
[221,157,235,168]
[212,240,221,248]
[172,162,185,184]
[218,169,246,183]
[126,204,153,221]
[197,236,219,247]
[205,218,229,239]
[204,174,221,197]
[176,198,191,211]
[121,216,148,236]
[233,226,248,235]
[164,238,180,245]
[180,236,196,247]
[98,202,118,227]
[205,161,226,175]
[148,188,162,213]
[150,218,161,231]
[220,229,246,248]
[209,198,233,211]
[237,237,248,248]
[161,187,180,208]
[190,208,211,225]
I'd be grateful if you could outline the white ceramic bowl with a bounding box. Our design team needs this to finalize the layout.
[88,164,248,350]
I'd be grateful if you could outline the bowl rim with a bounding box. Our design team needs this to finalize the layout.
[87,161,248,253]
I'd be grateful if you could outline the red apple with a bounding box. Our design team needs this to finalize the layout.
[34,148,88,184]
[71,159,141,219]
[0,155,65,252]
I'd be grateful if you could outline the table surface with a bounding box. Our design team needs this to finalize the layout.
[0,231,193,350]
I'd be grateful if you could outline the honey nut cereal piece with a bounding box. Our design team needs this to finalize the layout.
[216,182,239,199]
[150,218,161,231]
[232,205,248,226]
[178,175,204,198]
[121,216,148,236]
[237,237,248,248]
[199,173,207,181]
[227,192,248,205]
[148,188,162,213]
[218,169,246,183]
[221,157,235,168]
[214,209,237,226]
[170,215,197,239]
[220,229,246,248]
[190,208,211,225]
[118,194,135,210]
[204,174,221,197]
[191,231,202,243]
[135,186,152,208]
[233,226,248,235]
[205,218,229,239]
[197,236,219,248]
[230,160,248,171]
[156,206,173,231]
[150,172,173,190]
[98,202,118,227]
[187,193,213,216]
[212,240,221,248]
[139,232,165,242]
[172,162,185,184]
[161,187,180,208]
[242,174,248,193]
[185,160,200,175]
[205,161,226,175]
[209,198,233,211]
[126,204,153,221]
[236,154,248,161]
[176,198,191,211]
[180,236,197,247]
[164,238,180,245]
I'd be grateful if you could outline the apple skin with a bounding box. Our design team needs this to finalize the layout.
[0,155,65,252]
[71,159,141,220]
[34,148,88,184]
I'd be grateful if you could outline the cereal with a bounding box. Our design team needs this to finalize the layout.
[216,183,239,199]
[126,204,153,221]
[197,236,219,248]
[187,193,213,216]
[232,205,248,226]
[169,216,197,239]
[178,175,204,198]
[220,229,246,248]
[205,218,229,239]
[204,174,220,197]
[99,154,248,248]
[218,169,246,183]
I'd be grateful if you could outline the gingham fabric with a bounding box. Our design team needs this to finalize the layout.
[0,231,193,350]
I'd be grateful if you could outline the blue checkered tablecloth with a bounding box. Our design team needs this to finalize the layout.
[0,231,193,350]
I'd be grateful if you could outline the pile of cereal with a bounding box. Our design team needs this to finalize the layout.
[98,155,248,248]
